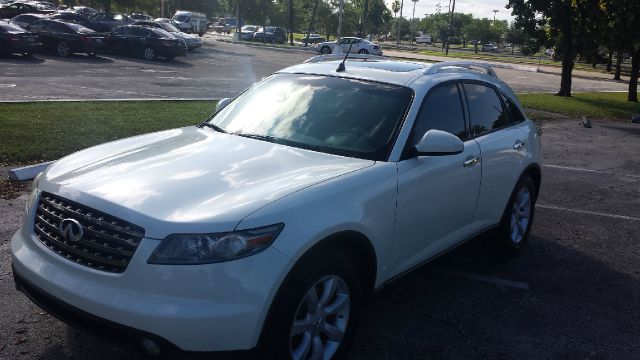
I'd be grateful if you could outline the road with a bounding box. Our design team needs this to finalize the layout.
[1,117,639,359]
[0,35,629,101]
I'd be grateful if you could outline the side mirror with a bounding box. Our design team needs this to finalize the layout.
[216,97,230,112]
[414,129,464,156]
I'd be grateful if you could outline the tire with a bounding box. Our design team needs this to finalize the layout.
[260,252,363,360]
[320,46,331,54]
[57,41,70,57]
[492,175,537,255]
[357,49,369,54]
[142,46,155,61]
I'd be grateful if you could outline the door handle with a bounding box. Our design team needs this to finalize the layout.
[463,156,481,167]
[514,140,525,150]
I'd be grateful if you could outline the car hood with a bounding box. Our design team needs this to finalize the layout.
[40,127,374,239]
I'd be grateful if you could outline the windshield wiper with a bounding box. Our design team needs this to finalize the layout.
[197,122,228,133]
[233,133,281,142]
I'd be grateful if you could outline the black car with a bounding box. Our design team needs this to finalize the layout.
[0,2,52,18]
[252,26,286,43]
[49,12,98,31]
[0,21,41,56]
[29,19,105,56]
[108,25,186,60]
[8,13,46,28]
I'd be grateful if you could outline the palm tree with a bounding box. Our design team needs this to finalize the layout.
[392,0,400,18]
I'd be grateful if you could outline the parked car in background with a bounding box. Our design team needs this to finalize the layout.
[132,20,202,49]
[482,42,499,52]
[8,13,46,28]
[129,13,152,21]
[11,58,540,359]
[49,12,98,31]
[316,37,382,55]
[108,25,187,60]
[0,20,41,56]
[252,26,285,43]
[29,19,105,56]
[544,48,554,56]
[415,33,432,44]
[171,10,207,36]
[69,6,97,17]
[239,24,259,40]
[89,12,132,32]
[300,33,325,44]
[0,2,53,18]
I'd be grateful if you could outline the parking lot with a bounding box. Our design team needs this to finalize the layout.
[0,35,630,101]
[1,115,638,359]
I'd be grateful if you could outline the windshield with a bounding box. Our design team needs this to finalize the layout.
[173,14,189,22]
[207,74,413,160]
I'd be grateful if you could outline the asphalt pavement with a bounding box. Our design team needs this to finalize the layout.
[0,35,629,101]
[1,117,639,359]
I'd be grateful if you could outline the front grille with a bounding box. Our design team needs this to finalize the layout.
[34,192,145,273]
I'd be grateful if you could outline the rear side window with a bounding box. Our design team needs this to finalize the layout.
[500,93,526,123]
[412,83,467,144]
[464,83,508,136]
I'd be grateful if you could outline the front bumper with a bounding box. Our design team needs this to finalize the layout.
[11,216,290,352]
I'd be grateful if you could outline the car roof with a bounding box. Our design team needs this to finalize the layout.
[278,57,517,98]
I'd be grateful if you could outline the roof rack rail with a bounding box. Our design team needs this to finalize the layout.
[424,61,497,77]
[304,53,389,63]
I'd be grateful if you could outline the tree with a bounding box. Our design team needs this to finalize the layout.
[391,0,400,18]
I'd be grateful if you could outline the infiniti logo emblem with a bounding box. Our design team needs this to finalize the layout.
[59,218,84,242]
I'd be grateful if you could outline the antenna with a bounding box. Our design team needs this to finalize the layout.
[336,42,354,72]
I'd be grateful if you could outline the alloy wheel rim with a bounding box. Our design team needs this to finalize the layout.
[58,42,69,56]
[510,187,531,244]
[144,48,154,60]
[289,275,350,360]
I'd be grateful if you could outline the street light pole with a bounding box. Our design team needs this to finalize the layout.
[411,0,418,45]
[493,9,499,24]
[445,0,455,55]
[395,0,404,47]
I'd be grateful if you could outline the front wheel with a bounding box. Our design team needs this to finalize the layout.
[142,46,155,60]
[320,46,331,54]
[492,175,536,255]
[57,41,71,57]
[261,253,363,360]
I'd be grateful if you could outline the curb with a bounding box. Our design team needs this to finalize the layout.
[9,162,54,181]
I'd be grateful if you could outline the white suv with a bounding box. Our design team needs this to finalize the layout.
[316,37,383,55]
[11,57,541,359]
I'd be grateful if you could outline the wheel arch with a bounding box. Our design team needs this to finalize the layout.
[522,163,542,199]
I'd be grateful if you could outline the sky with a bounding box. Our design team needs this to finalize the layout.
[387,0,515,22]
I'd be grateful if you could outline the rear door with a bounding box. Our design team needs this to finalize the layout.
[392,82,482,276]
[462,82,530,230]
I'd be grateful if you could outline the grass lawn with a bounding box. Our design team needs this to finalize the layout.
[517,92,640,121]
[0,101,216,165]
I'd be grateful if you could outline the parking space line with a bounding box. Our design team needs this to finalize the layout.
[432,267,530,290]
[544,164,640,179]
[537,203,640,222]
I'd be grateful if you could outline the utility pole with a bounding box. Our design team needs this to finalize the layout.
[337,0,344,41]
[411,0,418,44]
[395,0,404,46]
[492,9,499,24]
[445,0,455,55]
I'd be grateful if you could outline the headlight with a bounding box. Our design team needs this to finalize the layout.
[25,172,43,213]
[147,223,284,264]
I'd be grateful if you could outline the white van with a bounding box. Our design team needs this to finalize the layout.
[172,10,208,36]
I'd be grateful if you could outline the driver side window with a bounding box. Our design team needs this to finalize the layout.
[412,83,467,144]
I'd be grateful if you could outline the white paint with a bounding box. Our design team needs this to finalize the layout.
[0,84,17,87]
[433,267,530,290]
[544,164,640,179]
[537,203,640,222]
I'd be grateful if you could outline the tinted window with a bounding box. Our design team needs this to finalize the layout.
[464,83,508,136]
[209,74,414,161]
[500,93,525,123]
[412,83,466,143]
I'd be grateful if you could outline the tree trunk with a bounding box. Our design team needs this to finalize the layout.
[360,0,369,38]
[556,0,574,97]
[305,0,319,47]
[629,48,639,102]
[606,50,613,72]
[474,42,478,54]
[288,0,294,45]
[614,50,622,80]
